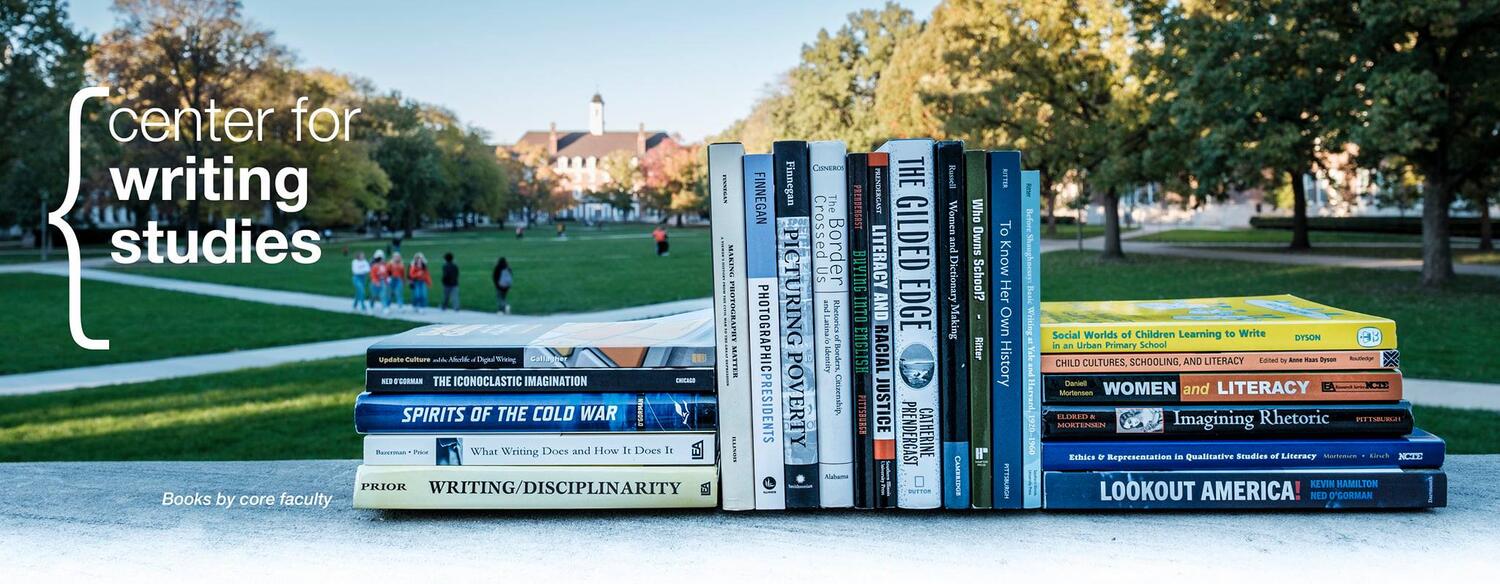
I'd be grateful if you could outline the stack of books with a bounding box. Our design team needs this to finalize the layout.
[351,312,722,509]
[1036,295,1447,510]
[709,139,1047,510]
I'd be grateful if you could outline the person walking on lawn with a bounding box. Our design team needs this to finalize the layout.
[440,252,461,311]
[408,252,433,313]
[493,257,514,314]
[386,252,407,313]
[368,250,387,314]
[350,251,370,312]
[653,225,669,256]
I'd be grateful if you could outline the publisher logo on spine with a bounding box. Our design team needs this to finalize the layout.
[1356,327,1383,348]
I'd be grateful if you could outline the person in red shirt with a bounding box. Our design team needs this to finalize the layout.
[408,252,433,313]
[368,250,388,313]
[652,226,669,256]
[386,252,407,313]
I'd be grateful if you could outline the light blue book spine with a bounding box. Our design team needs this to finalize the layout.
[809,140,854,508]
[987,151,1022,509]
[743,153,786,510]
[1020,169,1042,509]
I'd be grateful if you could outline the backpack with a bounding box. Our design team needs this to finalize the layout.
[498,268,513,288]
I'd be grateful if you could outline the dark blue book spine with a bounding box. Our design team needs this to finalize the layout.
[773,140,819,509]
[988,150,1023,508]
[353,392,718,433]
[1042,431,1446,471]
[935,141,970,509]
[1043,469,1447,510]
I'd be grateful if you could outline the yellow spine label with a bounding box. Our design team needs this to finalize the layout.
[1042,320,1397,353]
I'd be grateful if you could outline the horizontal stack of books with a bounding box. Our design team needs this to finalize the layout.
[1037,295,1447,510]
[351,312,721,509]
[709,139,1046,510]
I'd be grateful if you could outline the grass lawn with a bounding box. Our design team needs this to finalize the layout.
[113,224,711,315]
[0,273,413,375]
[1040,225,1137,240]
[1,356,1494,462]
[1135,228,1425,244]
[1044,251,1500,383]
[1212,246,1500,266]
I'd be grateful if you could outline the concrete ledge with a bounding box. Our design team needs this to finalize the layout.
[1,457,1495,581]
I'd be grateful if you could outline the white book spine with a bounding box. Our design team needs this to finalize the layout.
[708,143,755,510]
[743,153,786,510]
[363,433,717,466]
[809,141,853,508]
[878,139,942,509]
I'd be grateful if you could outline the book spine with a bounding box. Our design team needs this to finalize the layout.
[935,141,970,509]
[1041,349,1403,373]
[367,346,714,370]
[353,465,720,509]
[1020,169,1042,509]
[364,368,715,393]
[810,141,853,508]
[1038,320,1399,353]
[1043,371,1404,404]
[989,150,1022,509]
[1043,402,1415,439]
[1042,469,1446,510]
[773,140,819,508]
[1041,433,1446,471]
[882,139,941,510]
[353,392,718,433]
[846,153,876,509]
[964,150,992,509]
[867,152,898,508]
[743,153,786,510]
[708,142,755,511]
[363,433,718,466]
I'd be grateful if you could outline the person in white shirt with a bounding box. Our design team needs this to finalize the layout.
[351,252,371,312]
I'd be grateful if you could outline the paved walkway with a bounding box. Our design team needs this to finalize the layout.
[0,458,1493,581]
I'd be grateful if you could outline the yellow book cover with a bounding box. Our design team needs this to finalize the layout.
[1041,294,1396,353]
[353,465,719,509]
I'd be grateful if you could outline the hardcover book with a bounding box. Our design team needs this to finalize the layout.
[1041,349,1401,373]
[1042,468,1446,510]
[1020,169,1042,509]
[1042,402,1414,439]
[364,368,715,393]
[964,149,992,509]
[934,140,970,509]
[810,140,853,508]
[1040,295,1399,353]
[773,140,819,508]
[363,433,717,466]
[1043,370,1403,404]
[988,150,1022,509]
[743,153,786,510]
[1042,429,1445,471]
[867,151,898,508]
[708,142,755,511]
[847,152,876,509]
[879,138,941,509]
[366,312,714,369]
[353,465,719,509]
[353,392,717,434]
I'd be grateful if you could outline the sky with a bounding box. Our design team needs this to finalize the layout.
[68,0,940,143]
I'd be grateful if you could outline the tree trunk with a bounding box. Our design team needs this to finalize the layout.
[1420,172,1455,288]
[1043,174,1058,236]
[1479,192,1493,252]
[1289,170,1311,250]
[1100,187,1124,260]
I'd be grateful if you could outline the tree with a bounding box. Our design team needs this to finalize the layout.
[879,0,1148,259]
[91,0,287,229]
[0,0,91,244]
[593,150,642,217]
[1142,0,1357,250]
[1338,2,1500,287]
[499,141,566,226]
[640,141,704,225]
[774,2,921,151]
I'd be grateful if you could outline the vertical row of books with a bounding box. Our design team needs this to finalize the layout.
[709,139,1044,510]
[1037,295,1448,509]
[351,315,722,509]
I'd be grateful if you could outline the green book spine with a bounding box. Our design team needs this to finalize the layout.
[964,150,992,509]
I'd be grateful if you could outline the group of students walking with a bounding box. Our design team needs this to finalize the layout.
[350,248,513,314]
